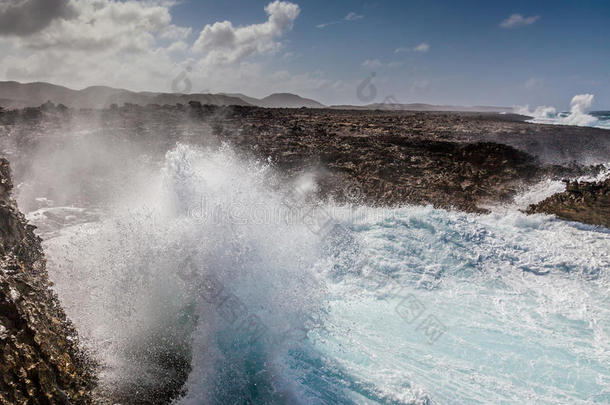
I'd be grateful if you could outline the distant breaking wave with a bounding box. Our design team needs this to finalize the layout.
[516,94,610,129]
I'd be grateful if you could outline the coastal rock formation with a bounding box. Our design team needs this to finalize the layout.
[0,158,95,404]
[527,177,610,228]
[1,105,608,219]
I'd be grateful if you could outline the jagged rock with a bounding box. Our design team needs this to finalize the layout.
[527,178,610,228]
[0,158,96,404]
[1,105,608,221]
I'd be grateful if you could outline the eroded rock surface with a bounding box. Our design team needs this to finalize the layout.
[0,158,95,404]
[1,105,609,218]
[527,178,610,228]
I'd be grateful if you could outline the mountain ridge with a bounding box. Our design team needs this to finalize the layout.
[0,80,514,112]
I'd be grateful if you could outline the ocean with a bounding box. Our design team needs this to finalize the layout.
[516,94,610,130]
[26,135,608,404]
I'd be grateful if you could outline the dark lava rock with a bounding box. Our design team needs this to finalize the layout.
[0,158,96,404]
[1,105,609,220]
[527,177,610,228]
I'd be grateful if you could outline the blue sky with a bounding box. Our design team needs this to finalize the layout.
[1,0,609,108]
[170,0,610,107]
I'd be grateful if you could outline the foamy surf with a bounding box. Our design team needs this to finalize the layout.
[29,144,610,404]
[516,94,610,129]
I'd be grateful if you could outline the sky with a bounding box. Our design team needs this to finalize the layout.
[0,0,609,108]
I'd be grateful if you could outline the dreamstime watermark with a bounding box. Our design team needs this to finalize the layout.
[180,172,447,345]
[186,195,398,227]
[355,258,448,345]
[357,71,403,108]
[272,179,448,345]
[178,256,310,350]
[357,72,378,103]
[170,65,210,94]
[171,66,193,93]
[184,177,400,229]
[161,97,447,347]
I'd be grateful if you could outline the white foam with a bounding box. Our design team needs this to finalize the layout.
[318,205,610,404]
[516,94,602,128]
[32,144,610,404]
[41,144,329,402]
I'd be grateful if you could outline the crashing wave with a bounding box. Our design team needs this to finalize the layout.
[516,94,605,128]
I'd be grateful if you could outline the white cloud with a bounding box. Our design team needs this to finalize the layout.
[395,42,430,53]
[413,42,429,52]
[0,0,307,94]
[0,0,76,36]
[0,0,184,90]
[360,59,404,70]
[317,11,363,29]
[167,40,188,53]
[345,12,363,21]
[316,21,338,29]
[160,24,192,41]
[192,0,300,64]
[362,59,383,69]
[13,0,177,52]
[0,0,350,105]
[500,14,540,28]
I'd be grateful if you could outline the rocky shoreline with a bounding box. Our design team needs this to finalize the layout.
[0,158,95,404]
[528,177,610,228]
[2,104,608,216]
[0,104,609,403]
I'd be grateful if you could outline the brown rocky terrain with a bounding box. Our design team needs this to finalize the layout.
[0,158,95,404]
[527,177,610,228]
[1,104,608,216]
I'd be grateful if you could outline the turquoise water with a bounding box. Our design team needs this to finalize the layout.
[591,111,610,129]
[312,207,610,404]
[35,144,610,404]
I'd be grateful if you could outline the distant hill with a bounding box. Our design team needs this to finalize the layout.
[0,81,251,109]
[218,93,265,106]
[219,92,325,108]
[0,81,511,112]
[258,93,325,108]
[0,81,329,110]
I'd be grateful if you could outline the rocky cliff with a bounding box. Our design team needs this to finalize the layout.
[0,158,95,404]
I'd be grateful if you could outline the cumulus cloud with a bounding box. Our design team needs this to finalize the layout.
[192,0,300,64]
[500,14,540,28]
[317,11,363,29]
[0,0,187,90]
[395,42,429,53]
[0,0,308,93]
[0,0,76,36]
[11,0,183,52]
